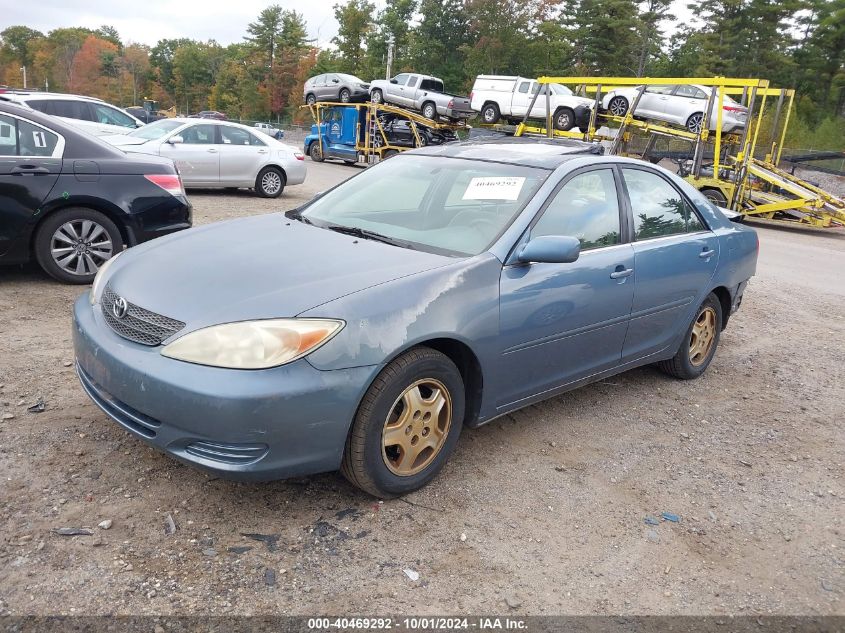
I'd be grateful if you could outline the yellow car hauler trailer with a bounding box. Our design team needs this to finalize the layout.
[509,76,844,228]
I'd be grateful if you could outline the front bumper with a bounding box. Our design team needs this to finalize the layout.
[72,294,376,481]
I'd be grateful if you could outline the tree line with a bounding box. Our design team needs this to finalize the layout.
[0,0,843,148]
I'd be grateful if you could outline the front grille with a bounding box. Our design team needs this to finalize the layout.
[101,285,185,346]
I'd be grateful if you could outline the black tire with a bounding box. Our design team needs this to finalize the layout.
[339,88,351,103]
[341,347,465,497]
[255,166,285,198]
[657,293,723,380]
[422,102,437,119]
[702,188,728,206]
[309,142,324,162]
[371,89,383,104]
[381,149,399,160]
[481,102,500,124]
[687,112,704,134]
[416,133,428,147]
[554,107,575,131]
[306,93,316,106]
[607,95,629,117]
[34,207,123,285]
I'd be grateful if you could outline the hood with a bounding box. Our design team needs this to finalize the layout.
[102,135,153,147]
[106,213,454,332]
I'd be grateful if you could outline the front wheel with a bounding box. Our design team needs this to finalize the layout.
[34,207,123,284]
[341,347,465,497]
[607,96,629,117]
[306,93,316,106]
[370,89,383,104]
[255,166,285,198]
[309,142,324,162]
[657,293,723,380]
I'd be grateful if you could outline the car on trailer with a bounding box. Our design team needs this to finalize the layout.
[369,73,474,121]
[304,102,463,165]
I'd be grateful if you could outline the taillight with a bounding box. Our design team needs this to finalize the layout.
[145,173,185,196]
[723,105,747,113]
[294,151,305,161]
[469,91,474,101]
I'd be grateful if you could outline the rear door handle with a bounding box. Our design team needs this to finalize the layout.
[11,165,50,175]
[258,149,268,154]
[699,249,716,259]
[610,267,634,279]
[207,148,218,153]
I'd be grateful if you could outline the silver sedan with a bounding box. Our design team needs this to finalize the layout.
[103,118,306,197]
[601,85,749,134]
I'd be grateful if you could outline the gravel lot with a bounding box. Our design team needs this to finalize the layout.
[0,160,842,617]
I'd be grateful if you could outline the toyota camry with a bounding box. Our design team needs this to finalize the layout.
[73,139,758,497]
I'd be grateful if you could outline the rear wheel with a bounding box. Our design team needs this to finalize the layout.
[554,107,575,131]
[481,102,500,124]
[607,96,629,117]
[686,112,705,134]
[255,166,285,198]
[339,88,351,103]
[702,188,728,206]
[34,207,123,284]
[309,142,324,162]
[341,347,465,497]
[306,93,316,106]
[657,293,722,380]
[422,102,437,119]
[381,149,399,160]
[371,89,383,104]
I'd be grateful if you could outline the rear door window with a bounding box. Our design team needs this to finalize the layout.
[674,85,707,99]
[220,125,265,146]
[407,76,418,88]
[622,167,706,239]
[181,123,218,144]
[0,113,60,157]
[40,99,95,121]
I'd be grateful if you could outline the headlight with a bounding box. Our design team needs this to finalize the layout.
[160,318,344,369]
[89,250,123,305]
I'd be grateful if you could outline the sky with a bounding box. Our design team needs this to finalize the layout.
[7,0,696,49]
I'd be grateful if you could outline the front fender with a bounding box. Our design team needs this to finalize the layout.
[299,254,502,372]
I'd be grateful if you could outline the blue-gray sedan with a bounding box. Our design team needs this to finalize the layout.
[73,139,758,497]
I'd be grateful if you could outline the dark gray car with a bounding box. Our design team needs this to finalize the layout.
[304,73,370,105]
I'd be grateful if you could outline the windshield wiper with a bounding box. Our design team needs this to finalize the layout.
[325,224,412,249]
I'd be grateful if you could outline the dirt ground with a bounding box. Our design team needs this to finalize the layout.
[0,160,842,617]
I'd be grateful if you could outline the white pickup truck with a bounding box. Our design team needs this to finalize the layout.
[469,75,593,131]
[369,73,474,121]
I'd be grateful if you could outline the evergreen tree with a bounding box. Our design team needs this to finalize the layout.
[332,0,375,76]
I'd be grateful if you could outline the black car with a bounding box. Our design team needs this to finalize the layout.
[377,114,458,147]
[125,106,166,124]
[0,101,191,284]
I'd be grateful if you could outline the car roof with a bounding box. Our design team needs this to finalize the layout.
[0,91,107,103]
[411,138,603,169]
[0,100,128,158]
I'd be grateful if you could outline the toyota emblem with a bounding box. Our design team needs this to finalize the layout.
[112,296,128,319]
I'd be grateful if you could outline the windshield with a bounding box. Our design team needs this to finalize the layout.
[127,119,184,140]
[550,83,574,96]
[296,155,549,256]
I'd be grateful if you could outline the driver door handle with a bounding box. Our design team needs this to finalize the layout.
[610,267,634,279]
[699,249,716,259]
[11,164,50,175]
[207,148,218,153]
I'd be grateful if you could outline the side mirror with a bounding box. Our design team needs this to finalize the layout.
[167,135,184,145]
[332,78,339,83]
[390,78,398,84]
[517,235,581,264]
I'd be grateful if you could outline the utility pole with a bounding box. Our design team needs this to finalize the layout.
[385,36,395,80]
[20,66,27,89]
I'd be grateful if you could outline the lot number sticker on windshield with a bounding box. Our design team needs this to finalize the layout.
[463,176,525,201]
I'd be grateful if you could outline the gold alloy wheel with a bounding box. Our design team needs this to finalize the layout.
[689,307,717,366]
[382,378,452,477]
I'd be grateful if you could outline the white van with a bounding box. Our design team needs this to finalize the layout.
[469,75,592,131]
[0,92,143,136]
